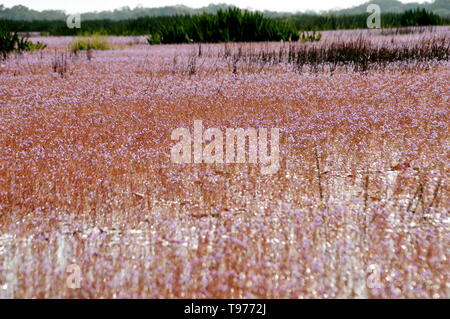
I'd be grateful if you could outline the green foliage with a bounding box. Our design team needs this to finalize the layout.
[0,8,447,42]
[0,4,66,21]
[327,0,450,17]
[285,8,447,30]
[0,29,46,59]
[0,3,237,21]
[144,8,300,44]
[147,33,162,45]
[16,35,47,51]
[0,29,16,59]
[0,8,301,42]
[400,8,442,26]
[300,31,322,42]
[69,34,110,52]
[1,1,449,21]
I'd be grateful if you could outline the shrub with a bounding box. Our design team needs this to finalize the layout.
[0,29,47,60]
[147,33,162,45]
[142,8,300,44]
[69,34,110,52]
[0,29,16,59]
[300,31,322,42]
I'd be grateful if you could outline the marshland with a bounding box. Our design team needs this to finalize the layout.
[0,11,448,298]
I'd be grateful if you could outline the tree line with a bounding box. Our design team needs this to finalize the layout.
[286,8,448,30]
[0,8,447,44]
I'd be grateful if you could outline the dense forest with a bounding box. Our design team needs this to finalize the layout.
[286,8,449,31]
[0,8,448,44]
[334,0,450,17]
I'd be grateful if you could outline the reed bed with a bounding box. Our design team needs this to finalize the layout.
[0,27,448,298]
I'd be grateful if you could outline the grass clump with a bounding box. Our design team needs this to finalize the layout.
[69,34,110,53]
[147,33,162,45]
[300,30,322,42]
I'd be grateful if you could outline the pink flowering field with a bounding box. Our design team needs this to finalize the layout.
[0,27,448,298]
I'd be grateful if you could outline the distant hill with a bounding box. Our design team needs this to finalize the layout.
[80,3,237,20]
[0,0,449,21]
[0,4,66,20]
[331,0,450,17]
[0,3,235,21]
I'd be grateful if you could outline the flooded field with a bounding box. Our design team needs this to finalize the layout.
[0,27,448,298]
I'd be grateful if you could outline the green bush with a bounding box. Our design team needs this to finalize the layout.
[0,29,46,59]
[142,8,301,44]
[0,29,16,59]
[147,33,161,45]
[300,31,322,42]
[69,34,110,52]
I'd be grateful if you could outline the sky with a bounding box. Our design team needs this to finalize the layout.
[1,0,430,14]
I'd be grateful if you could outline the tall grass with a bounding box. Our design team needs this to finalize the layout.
[69,34,110,52]
[219,37,449,73]
[0,31,448,299]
